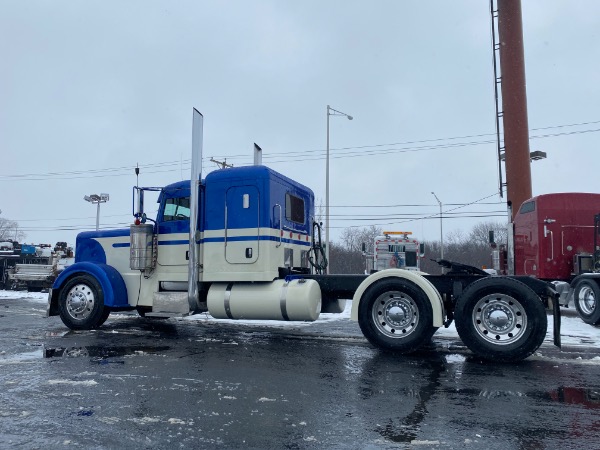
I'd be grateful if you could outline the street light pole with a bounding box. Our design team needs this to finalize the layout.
[326,106,330,273]
[84,193,110,231]
[431,192,443,261]
[326,105,353,274]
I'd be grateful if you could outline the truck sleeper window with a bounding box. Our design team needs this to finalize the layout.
[163,197,191,221]
[519,201,535,214]
[285,193,304,224]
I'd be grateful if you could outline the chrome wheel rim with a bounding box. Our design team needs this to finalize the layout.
[577,285,596,316]
[472,293,527,345]
[372,290,419,338]
[65,283,96,320]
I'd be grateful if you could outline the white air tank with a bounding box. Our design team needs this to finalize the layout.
[207,279,321,321]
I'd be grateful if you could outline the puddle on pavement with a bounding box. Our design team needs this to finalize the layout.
[545,386,600,407]
[0,348,44,364]
[43,345,171,359]
[374,384,600,444]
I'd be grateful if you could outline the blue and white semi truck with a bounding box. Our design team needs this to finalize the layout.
[47,109,561,362]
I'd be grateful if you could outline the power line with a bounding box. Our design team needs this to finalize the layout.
[331,192,502,229]
[330,201,504,208]
[16,223,132,232]
[14,213,134,222]
[329,210,506,218]
[3,120,599,181]
[329,214,507,229]
[193,118,600,160]
[239,127,600,165]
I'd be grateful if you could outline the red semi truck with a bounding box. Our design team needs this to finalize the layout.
[494,192,600,325]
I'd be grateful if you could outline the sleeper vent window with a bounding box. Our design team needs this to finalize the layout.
[285,193,305,224]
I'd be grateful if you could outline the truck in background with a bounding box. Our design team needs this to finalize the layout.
[1,241,74,291]
[363,232,424,273]
[492,193,600,325]
[46,109,560,363]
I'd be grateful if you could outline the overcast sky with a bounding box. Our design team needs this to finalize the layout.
[1,1,599,248]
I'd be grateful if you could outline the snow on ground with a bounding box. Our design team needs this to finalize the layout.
[0,290,48,302]
[2,290,599,348]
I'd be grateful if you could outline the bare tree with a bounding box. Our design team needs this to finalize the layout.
[329,226,381,274]
[469,220,508,246]
[339,225,382,252]
[0,210,25,242]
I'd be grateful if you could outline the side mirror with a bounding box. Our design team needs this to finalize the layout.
[419,243,425,257]
[135,187,145,217]
[361,242,366,253]
[489,230,495,244]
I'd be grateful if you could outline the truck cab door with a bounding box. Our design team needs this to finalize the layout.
[225,186,259,264]
[157,196,191,268]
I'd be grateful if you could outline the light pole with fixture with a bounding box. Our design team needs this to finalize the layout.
[326,105,353,273]
[84,193,110,231]
[431,192,443,261]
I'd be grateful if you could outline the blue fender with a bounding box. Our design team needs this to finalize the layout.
[52,262,129,309]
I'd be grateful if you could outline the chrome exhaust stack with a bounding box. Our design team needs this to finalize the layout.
[188,108,203,312]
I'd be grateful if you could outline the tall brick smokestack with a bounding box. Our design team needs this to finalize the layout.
[498,0,532,220]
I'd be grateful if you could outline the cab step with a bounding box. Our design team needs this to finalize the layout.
[151,291,191,315]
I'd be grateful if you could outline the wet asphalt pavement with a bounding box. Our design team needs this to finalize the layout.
[1,296,600,450]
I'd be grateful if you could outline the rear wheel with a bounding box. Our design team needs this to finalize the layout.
[454,278,547,362]
[358,278,437,354]
[573,279,600,325]
[58,275,107,330]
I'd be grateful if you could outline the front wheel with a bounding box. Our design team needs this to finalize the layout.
[573,279,600,325]
[358,278,437,354]
[454,278,547,362]
[58,275,107,330]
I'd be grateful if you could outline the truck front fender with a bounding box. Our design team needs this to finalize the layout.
[351,269,445,327]
[48,262,128,316]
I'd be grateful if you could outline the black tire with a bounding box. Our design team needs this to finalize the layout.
[573,279,600,325]
[358,278,437,353]
[96,308,111,327]
[454,277,547,362]
[57,275,107,330]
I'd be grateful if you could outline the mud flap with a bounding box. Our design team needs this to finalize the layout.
[552,292,561,348]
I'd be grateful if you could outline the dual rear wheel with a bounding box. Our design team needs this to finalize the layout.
[573,279,600,325]
[358,277,548,362]
[454,278,547,362]
[358,279,437,354]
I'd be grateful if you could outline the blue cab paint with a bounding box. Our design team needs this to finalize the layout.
[53,262,129,308]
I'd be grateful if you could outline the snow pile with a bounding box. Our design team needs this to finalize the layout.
[0,290,47,302]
